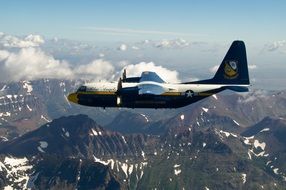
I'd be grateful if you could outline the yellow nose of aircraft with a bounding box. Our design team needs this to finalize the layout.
[67,93,78,104]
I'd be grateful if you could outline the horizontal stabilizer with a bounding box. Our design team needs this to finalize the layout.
[224,86,249,92]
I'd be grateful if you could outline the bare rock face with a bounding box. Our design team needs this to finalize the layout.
[0,114,286,189]
[1,79,286,189]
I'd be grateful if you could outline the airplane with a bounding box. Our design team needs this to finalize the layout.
[68,40,250,109]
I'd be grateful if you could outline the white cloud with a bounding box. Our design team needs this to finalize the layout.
[118,44,127,51]
[142,39,150,44]
[75,59,115,81]
[123,62,180,83]
[0,33,120,82]
[266,40,286,52]
[0,47,73,82]
[25,34,45,44]
[155,38,190,48]
[0,33,185,83]
[0,47,181,83]
[0,50,10,61]
[0,47,118,82]
[0,33,44,48]
[118,60,129,68]
[132,46,139,50]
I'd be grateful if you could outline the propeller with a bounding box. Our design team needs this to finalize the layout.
[117,77,122,92]
[122,69,126,81]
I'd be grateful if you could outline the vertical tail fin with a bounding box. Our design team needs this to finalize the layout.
[213,41,249,84]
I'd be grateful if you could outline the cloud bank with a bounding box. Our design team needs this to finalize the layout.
[75,59,115,81]
[0,48,72,81]
[118,44,127,51]
[154,38,190,48]
[265,40,286,53]
[0,33,44,48]
[0,47,117,82]
[0,33,180,83]
[123,62,180,83]
[0,33,116,82]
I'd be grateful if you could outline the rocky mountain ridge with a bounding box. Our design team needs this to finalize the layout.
[0,114,286,189]
[1,79,286,138]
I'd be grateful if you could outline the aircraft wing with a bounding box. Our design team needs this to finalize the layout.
[139,71,165,83]
[138,71,166,95]
[138,84,166,95]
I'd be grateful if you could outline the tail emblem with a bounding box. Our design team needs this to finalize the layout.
[224,60,239,79]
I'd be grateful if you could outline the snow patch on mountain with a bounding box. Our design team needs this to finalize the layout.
[41,115,51,122]
[2,156,32,189]
[37,141,48,153]
[233,120,240,126]
[174,168,181,175]
[93,156,147,179]
[121,163,128,177]
[128,164,134,175]
[23,81,33,94]
[273,168,279,175]
[0,85,7,91]
[0,112,11,117]
[241,173,247,184]
[202,107,209,113]
[26,104,32,111]
[203,142,206,148]
[212,94,218,100]
[140,113,149,122]
[122,136,127,144]
[90,128,98,136]
[219,130,237,138]
[174,164,180,168]
[59,81,66,92]
[243,136,254,145]
[141,151,146,159]
[93,156,110,165]
[260,128,270,133]
[61,128,70,137]
[174,164,181,175]
[253,139,266,150]
[245,137,268,159]
[65,131,70,137]
[39,141,48,148]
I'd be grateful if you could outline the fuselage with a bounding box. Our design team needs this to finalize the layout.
[67,82,247,108]
[67,41,250,108]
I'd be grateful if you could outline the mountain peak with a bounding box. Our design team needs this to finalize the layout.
[241,116,286,137]
[0,114,150,159]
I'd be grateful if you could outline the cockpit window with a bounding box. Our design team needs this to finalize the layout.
[77,86,87,92]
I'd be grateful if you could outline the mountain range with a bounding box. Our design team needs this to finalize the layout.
[0,79,286,189]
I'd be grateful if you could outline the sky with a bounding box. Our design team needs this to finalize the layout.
[0,1,285,89]
[0,0,285,43]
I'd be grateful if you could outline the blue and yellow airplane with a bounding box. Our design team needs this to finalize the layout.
[68,41,250,108]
